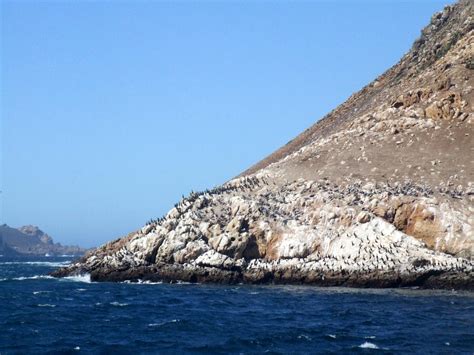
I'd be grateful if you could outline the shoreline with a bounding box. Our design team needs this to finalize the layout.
[51,263,474,291]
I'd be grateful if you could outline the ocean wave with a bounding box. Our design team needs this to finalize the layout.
[0,261,71,267]
[358,342,379,349]
[110,302,129,307]
[121,279,182,285]
[122,279,164,285]
[61,274,91,283]
[37,304,56,308]
[0,275,55,282]
[148,319,180,327]
[297,334,312,341]
[33,291,51,295]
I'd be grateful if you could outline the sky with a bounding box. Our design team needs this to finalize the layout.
[1,0,452,248]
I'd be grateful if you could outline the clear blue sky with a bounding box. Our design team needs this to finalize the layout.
[1,0,452,248]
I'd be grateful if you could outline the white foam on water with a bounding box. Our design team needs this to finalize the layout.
[0,261,71,267]
[359,342,379,349]
[33,291,51,295]
[0,275,54,282]
[138,280,163,285]
[37,304,56,308]
[175,280,191,285]
[13,275,54,281]
[110,302,129,307]
[121,279,164,285]
[365,336,376,339]
[327,334,337,339]
[297,334,312,341]
[148,319,179,327]
[62,274,91,283]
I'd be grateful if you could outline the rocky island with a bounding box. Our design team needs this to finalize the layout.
[54,1,474,289]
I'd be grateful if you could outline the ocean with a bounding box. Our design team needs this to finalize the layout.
[0,256,473,354]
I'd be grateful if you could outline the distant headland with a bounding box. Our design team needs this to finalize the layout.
[0,224,87,257]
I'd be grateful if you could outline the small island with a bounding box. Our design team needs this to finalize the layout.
[53,1,473,290]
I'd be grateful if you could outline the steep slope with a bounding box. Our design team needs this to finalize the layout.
[54,1,474,289]
[242,0,473,183]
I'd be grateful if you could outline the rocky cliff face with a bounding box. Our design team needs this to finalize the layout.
[18,225,54,245]
[54,1,474,289]
[0,224,86,256]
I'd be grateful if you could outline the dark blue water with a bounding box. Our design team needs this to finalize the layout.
[1,256,473,354]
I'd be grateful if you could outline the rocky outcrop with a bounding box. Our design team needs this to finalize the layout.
[18,225,54,245]
[0,224,87,256]
[53,177,474,289]
[53,1,474,289]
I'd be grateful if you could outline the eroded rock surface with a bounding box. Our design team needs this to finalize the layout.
[54,177,474,289]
